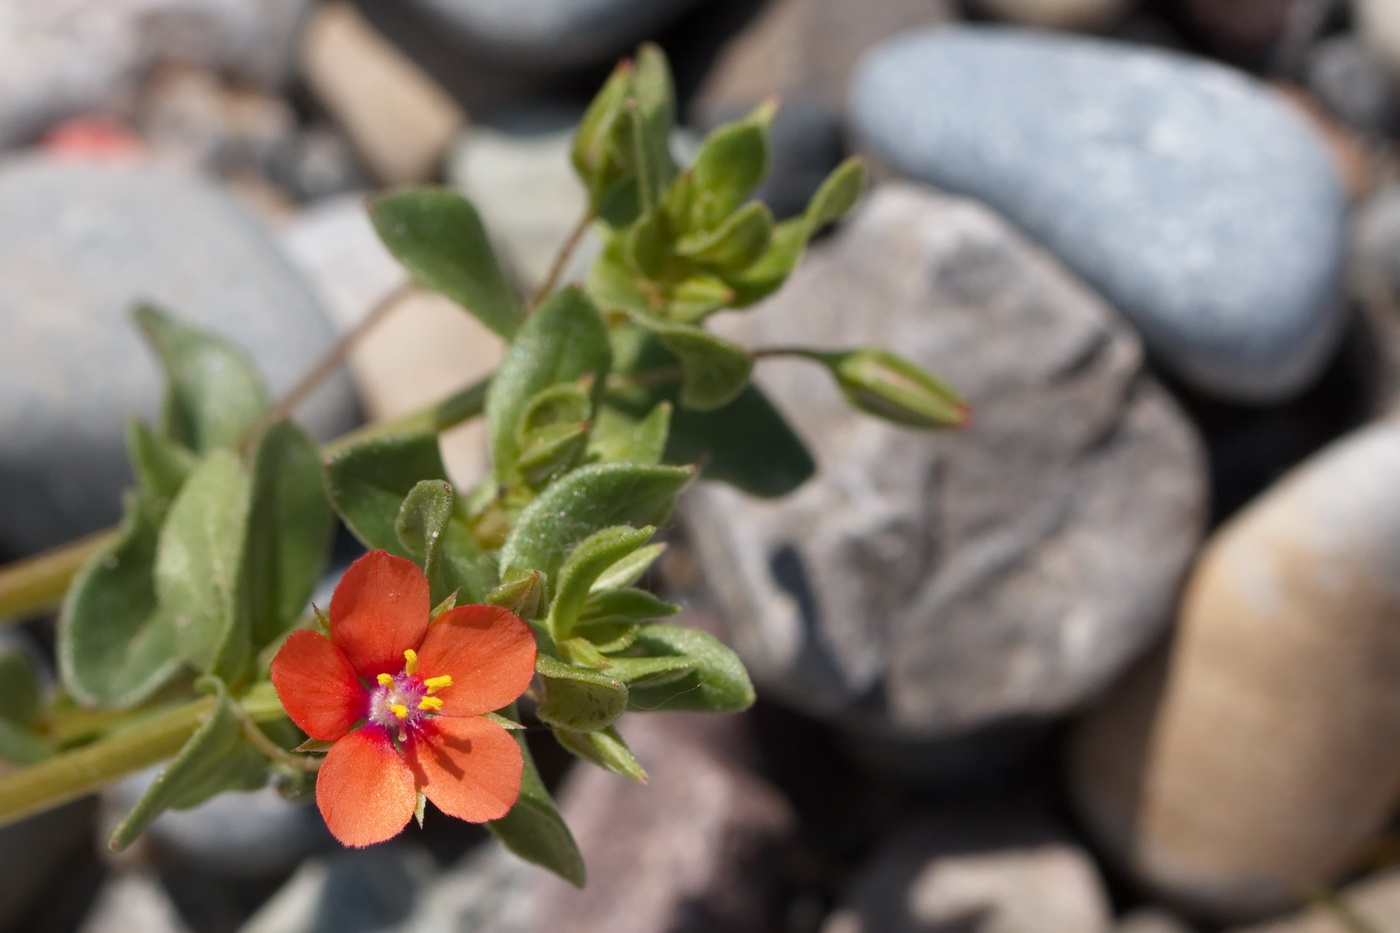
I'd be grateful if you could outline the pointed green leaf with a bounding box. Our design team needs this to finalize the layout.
[396,479,496,606]
[604,653,695,685]
[589,544,666,593]
[536,654,627,732]
[686,120,769,232]
[518,423,592,491]
[245,422,334,648]
[554,725,647,782]
[156,450,253,683]
[628,313,753,412]
[806,156,866,229]
[669,275,735,323]
[623,625,754,713]
[499,462,693,583]
[572,60,635,210]
[487,732,585,887]
[581,587,680,624]
[369,189,523,339]
[546,525,655,640]
[485,569,547,621]
[108,680,267,852]
[127,418,197,517]
[587,401,670,466]
[325,431,447,556]
[59,495,183,708]
[486,286,611,486]
[134,305,269,454]
[571,620,639,654]
[676,201,774,273]
[627,43,678,214]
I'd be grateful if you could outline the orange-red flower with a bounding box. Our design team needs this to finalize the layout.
[270,550,537,847]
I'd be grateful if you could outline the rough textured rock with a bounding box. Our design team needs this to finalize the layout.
[0,0,310,147]
[1070,420,1400,922]
[975,0,1132,31]
[403,0,701,70]
[686,184,1205,755]
[301,3,465,185]
[688,0,952,124]
[0,158,357,557]
[850,26,1348,403]
[821,805,1113,933]
[1228,867,1400,931]
[281,195,500,488]
[422,713,793,933]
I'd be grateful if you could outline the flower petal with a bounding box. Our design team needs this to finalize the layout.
[405,716,522,823]
[316,728,417,848]
[329,550,431,678]
[270,631,365,741]
[414,605,537,716]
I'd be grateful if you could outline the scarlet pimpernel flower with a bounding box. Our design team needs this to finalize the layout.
[270,550,537,847]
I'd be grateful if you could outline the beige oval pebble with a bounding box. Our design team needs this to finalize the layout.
[1069,420,1400,922]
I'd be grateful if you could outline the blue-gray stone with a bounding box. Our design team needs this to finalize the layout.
[850,26,1348,403]
[407,0,701,69]
[0,158,359,558]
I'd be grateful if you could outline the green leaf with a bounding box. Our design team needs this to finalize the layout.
[127,418,197,517]
[134,305,269,454]
[628,313,753,412]
[554,725,647,782]
[0,720,53,765]
[535,654,627,732]
[686,119,770,232]
[589,544,666,592]
[0,646,42,729]
[587,401,670,466]
[486,286,611,486]
[817,349,967,429]
[244,422,334,648]
[325,431,447,556]
[108,680,267,853]
[396,480,496,606]
[487,732,585,887]
[156,450,253,684]
[806,155,867,229]
[59,495,183,708]
[571,620,639,654]
[623,209,670,279]
[572,60,635,211]
[518,423,592,491]
[499,462,693,583]
[627,43,678,215]
[546,525,656,640]
[666,384,814,497]
[485,569,547,621]
[676,201,774,274]
[669,275,735,322]
[369,189,523,339]
[604,653,695,685]
[623,625,755,713]
[581,586,680,624]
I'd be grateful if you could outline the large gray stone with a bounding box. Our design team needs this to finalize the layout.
[849,26,1348,403]
[404,0,701,70]
[0,0,310,147]
[0,158,358,557]
[822,805,1113,933]
[686,184,1205,755]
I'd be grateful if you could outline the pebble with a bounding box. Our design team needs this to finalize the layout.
[685,184,1206,777]
[1304,33,1400,137]
[78,870,190,933]
[0,158,358,557]
[849,26,1349,403]
[240,845,435,933]
[402,0,702,70]
[976,0,1132,31]
[301,3,465,186]
[822,804,1113,933]
[1357,0,1400,81]
[0,0,310,148]
[1070,420,1400,921]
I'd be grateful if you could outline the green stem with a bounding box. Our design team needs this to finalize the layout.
[0,377,492,625]
[0,685,284,829]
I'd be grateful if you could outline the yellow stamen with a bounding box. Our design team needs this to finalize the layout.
[403,649,418,675]
[424,675,453,694]
[376,673,394,686]
[389,704,410,719]
[418,696,443,712]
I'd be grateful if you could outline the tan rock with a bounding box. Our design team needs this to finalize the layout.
[301,3,465,185]
[1070,420,1400,922]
